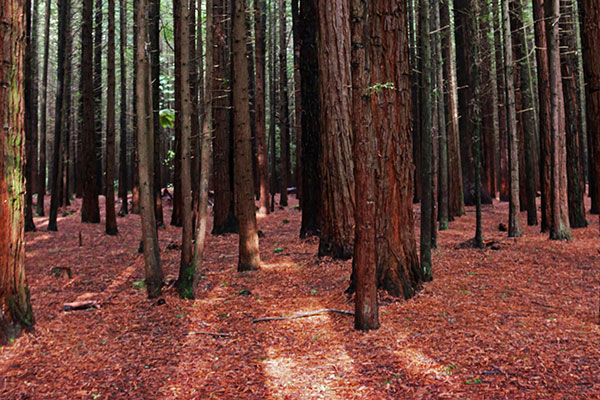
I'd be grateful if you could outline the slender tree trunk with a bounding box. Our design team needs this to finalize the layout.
[172,0,183,227]
[419,0,433,278]
[547,0,572,240]
[212,0,237,234]
[441,0,464,219]
[94,0,103,196]
[471,0,483,248]
[24,0,37,232]
[255,0,270,215]
[37,0,51,217]
[0,0,35,343]
[131,0,140,214]
[269,0,277,211]
[118,0,128,216]
[581,0,600,231]
[350,0,379,331]
[278,0,289,206]
[291,0,302,202]
[533,0,552,232]
[233,0,261,271]
[105,0,118,235]
[136,0,163,297]
[493,0,509,202]
[48,0,69,231]
[298,0,321,238]
[151,0,163,227]
[502,0,522,238]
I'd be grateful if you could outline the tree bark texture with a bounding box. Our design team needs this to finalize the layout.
[255,0,270,215]
[317,0,355,260]
[37,0,51,217]
[105,0,118,235]
[278,0,289,207]
[0,0,35,343]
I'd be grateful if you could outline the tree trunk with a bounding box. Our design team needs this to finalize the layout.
[372,0,424,298]
[24,0,37,232]
[441,0,464,218]
[269,0,277,211]
[150,0,163,227]
[212,0,237,234]
[0,0,35,343]
[172,0,183,227]
[493,0,509,202]
[471,0,483,248]
[255,0,270,215]
[118,0,128,216]
[547,0,572,240]
[317,0,354,260]
[233,0,261,271]
[298,0,321,238]
[419,0,433,278]
[561,0,587,228]
[502,0,522,238]
[105,0,118,235]
[131,0,140,214]
[291,0,302,202]
[37,0,51,217]
[581,0,600,229]
[48,0,70,231]
[278,0,289,207]
[136,0,163,297]
[350,0,379,331]
[94,0,103,196]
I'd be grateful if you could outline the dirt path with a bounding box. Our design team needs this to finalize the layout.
[1,196,599,399]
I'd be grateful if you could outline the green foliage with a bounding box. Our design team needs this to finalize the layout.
[366,82,396,94]
[132,280,145,290]
[273,248,284,253]
[159,109,175,129]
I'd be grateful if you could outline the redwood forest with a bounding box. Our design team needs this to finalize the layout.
[1,0,600,397]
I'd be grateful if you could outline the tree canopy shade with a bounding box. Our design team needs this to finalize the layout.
[0,0,35,343]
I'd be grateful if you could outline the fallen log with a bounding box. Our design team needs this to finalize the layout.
[63,300,100,311]
[252,308,354,323]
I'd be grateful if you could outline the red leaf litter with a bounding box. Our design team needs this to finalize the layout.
[1,195,599,399]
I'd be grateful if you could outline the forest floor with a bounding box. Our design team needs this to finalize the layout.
[1,194,600,399]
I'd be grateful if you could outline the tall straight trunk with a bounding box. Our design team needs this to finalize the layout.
[291,0,302,202]
[131,0,140,214]
[94,0,103,195]
[136,0,163,297]
[278,0,289,206]
[176,0,194,298]
[118,0,128,216]
[0,0,35,343]
[441,0,464,218]
[581,0,600,230]
[24,0,36,232]
[514,0,538,226]
[410,0,421,204]
[433,0,448,231]
[561,0,587,228]
[269,0,277,210]
[212,0,237,234]
[471,0,483,248]
[48,0,69,231]
[233,0,261,271]
[105,0,118,235]
[494,0,509,202]
[189,0,198,217]
[547,0,571,240]
[255,0,270,215]
[419,0,433,278]
[150,0,163,227]
[317,0,354,260]
[61,24,72,209]
[372,0,424,298]
[37,0,51,217]
[502,0,522,238]
[350,0,379,331]
[533,0,552,231]
[187,0,214,298]
[298,0,321,238]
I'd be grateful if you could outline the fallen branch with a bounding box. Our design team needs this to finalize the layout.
[183,331,231,337]
[63,300,100,311]
[252,308,354,323]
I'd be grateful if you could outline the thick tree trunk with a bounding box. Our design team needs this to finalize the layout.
[37,0,51,217]
[317,0,354,260]
[212,0,237,234]
[172,0,183,227]
[502,0,522,238]
[136,0,163,297]
[350,0,379,331]
[255,0,270,215]
[372,0,424,298]
[118,0,128,216]
[581,0,600,229]
[291,0,302,202]
[48,0,70,231]
[94,0,103,196]
[0,0,35,342]
[547,0,572,240]
[233,0,261,271]
[105,0,118,235]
